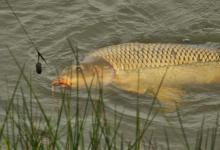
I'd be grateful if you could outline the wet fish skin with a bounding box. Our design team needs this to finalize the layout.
[88,43,220,71]
[52,43,220,111]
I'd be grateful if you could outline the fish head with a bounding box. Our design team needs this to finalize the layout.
[52,64,98,89]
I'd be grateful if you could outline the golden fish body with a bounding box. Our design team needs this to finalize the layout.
[53,43,220,110]
[89,43,220,71]
[85,43,220,89]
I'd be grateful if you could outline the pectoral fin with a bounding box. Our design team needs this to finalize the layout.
[154,87,185,112]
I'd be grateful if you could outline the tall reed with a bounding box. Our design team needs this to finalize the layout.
[0,44,218,150]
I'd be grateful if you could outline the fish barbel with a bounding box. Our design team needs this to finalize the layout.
[52,43,220,110]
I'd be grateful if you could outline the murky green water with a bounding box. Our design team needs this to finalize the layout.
[0,0,220,149]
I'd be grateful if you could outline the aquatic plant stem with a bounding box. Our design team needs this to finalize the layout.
[7,46,61,150]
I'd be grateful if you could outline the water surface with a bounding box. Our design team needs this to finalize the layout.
[0,0,220,149]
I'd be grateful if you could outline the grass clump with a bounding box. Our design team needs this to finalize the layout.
[0,44,219,150]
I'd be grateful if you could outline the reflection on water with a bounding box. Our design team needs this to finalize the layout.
[0,0,220,149]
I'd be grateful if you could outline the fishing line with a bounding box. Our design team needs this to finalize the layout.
[5,0,47,74]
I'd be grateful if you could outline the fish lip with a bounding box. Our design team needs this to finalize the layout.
[51,79,71,88]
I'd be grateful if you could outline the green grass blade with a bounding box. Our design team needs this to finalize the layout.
[164,128,170,150]
[7,46,61,150]
[0,63,24,141]
[176,106,190,150]
[210,113,219,150]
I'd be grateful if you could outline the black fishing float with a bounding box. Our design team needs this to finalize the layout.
[36,54,42,74]
[5,0,47,74]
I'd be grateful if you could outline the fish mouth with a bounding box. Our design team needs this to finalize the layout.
[51,79,71,88]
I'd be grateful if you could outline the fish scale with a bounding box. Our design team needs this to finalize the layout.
[90,43,220,71]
